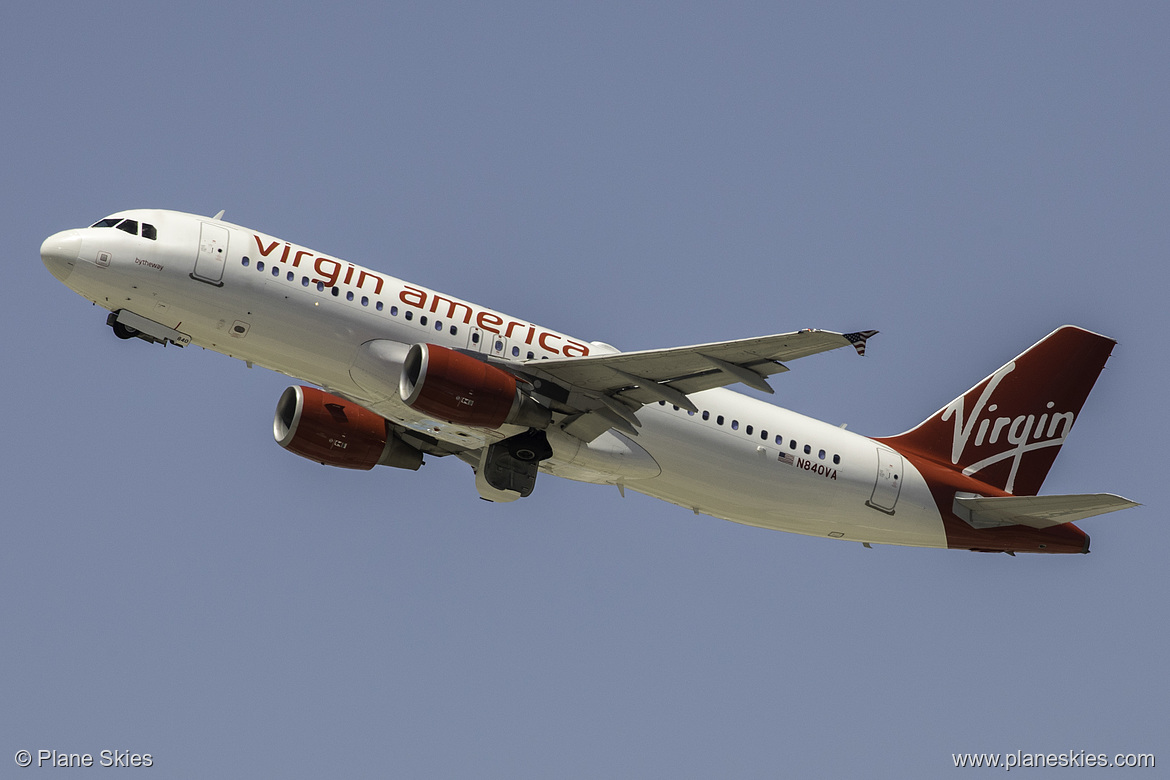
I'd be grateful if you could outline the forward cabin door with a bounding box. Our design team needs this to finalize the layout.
[866,446,903,514]
[191,222,229,286]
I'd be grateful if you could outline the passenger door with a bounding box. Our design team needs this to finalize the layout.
[866,446,903,514]
[191,222,229,286]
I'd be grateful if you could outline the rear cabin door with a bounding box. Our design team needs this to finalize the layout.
[866,446,904,514]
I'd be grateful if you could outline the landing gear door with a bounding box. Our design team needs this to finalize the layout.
[191,222,229,286]
[866,446,903,514]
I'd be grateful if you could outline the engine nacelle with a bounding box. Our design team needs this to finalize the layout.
[399,343,551,429]
[273,386,423,471]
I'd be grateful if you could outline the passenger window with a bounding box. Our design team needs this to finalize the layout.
[361,296,369,306]
[761,430,768,440]
[116,219,138,235]
[257,261,265,272]
[287,271,294,281]
[818,449,826,460]
[450,326,458,335]
[376,302,384,311]
[775,435,782,445]
[702,411,709,421]
[717,415,724,426]
[142,223,157,240]
[511,346,520,357]
[746,425,753,435]
[331,286,339,297]
[347,291,355,301]
[242,257,250,267]
[390,306,398,316]
[833,454,841,465]
[731,420,739,430]
[272,267,279,277]
[790,440,797,450]
[472,332,480,343]
[301,277,309,287]
[405,311,413,321]
[804,444,811,455]
[435,321,443,331]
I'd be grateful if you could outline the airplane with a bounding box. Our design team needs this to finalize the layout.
[40,208,1138,554]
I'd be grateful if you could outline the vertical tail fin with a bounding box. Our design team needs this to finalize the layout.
[881,326,1115,496]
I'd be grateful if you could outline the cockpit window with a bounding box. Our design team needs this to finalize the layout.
[89,216,157,239]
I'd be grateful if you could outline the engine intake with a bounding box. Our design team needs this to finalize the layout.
[274,386,423,470]
[399,343,550,429]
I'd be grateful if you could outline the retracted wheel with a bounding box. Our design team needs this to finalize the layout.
[111,320,139,340]
[504,429,553,463]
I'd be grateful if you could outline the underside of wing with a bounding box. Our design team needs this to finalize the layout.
[512,329,876,440]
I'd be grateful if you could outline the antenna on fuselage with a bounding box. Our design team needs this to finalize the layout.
[211,210,225,220]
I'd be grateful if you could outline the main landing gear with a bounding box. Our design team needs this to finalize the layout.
[503,428,554,463]
[476,429,554,501]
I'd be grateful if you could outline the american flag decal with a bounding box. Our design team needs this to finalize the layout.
[844,330,879,357]
[778,452,794,465]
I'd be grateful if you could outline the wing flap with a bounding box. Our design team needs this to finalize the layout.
[953,493,1140,530]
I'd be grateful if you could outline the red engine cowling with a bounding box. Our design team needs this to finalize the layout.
[399,343,550,429]
[273,386,423,470]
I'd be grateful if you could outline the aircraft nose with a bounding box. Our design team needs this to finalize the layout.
[41,230,81,282]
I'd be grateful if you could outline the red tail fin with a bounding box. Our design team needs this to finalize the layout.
[881,326,1115,496]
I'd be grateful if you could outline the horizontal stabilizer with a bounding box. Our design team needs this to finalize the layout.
[953,493,1140,530]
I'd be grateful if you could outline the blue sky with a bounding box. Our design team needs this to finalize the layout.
[3,2,1166,776]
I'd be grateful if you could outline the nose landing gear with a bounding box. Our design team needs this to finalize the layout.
[109,315,140,340]
[105,310,191,347]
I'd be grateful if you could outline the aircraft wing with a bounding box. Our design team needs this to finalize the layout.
[516,329,877,440]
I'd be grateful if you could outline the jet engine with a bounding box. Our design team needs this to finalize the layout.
[399,343,551,429]
[273,386,423,470]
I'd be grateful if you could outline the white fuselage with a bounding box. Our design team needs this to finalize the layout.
[43,209,947,549]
